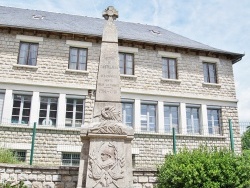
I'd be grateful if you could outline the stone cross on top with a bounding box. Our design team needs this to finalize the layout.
[102,6,118,21]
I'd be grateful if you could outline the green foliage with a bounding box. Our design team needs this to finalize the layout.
[157,147,250,188]
[242,127,250,150]
[0,148,20,164]
[0,180,27,188]
[243,149,250,158]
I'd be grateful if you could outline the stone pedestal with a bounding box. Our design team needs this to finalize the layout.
[77,6,134,188]
[77,123,134,188]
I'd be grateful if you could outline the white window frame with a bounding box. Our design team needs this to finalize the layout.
[207,107,221,135]
[11,94,32,124]
[39,96,58,126]
[186,105,201,134]
[164,104,179,133]
[122,101,134,128]
[61,152,80,166]
[65,98,85,127]
[0,93,5,123]
[140,102,157,132]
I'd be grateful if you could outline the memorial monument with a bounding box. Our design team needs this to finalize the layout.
[77,6,134,188]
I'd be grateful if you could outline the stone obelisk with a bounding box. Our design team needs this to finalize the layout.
[77,6,134,188]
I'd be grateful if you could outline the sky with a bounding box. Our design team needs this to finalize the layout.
[0,0,249,121]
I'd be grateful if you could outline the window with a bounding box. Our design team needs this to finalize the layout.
[132,154,136,168]
[186,107,200,134]
[164,105,179,133]
[13,150,26,162]
[141,104,156,132]
[207,109,221,134]
[11,94,31,124]
[122,103,133,127]
[0,93,4,123]
[119,53,134,75]
[69,47,87,70]
[62,153,80,166]
[162,57,177,79]
[66,99,84,127]
[18,42,38,66]
[203,62,217,83]
[39,97,58,126]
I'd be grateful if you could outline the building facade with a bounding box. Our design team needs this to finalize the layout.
[0,6,243,168]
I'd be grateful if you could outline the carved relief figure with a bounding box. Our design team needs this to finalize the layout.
[88,142,124,187]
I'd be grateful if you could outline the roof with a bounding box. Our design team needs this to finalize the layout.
[0,6,244,60]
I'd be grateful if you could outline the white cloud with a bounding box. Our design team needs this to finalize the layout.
[0,0,249,121]
[237,88,250,121]
[149,0,250,122]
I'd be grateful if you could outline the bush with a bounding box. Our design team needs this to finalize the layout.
[242,127,250,150]
[0,148,20,164]
[157,147,250,188]
[243,149,250,158]
[0,180,27,188]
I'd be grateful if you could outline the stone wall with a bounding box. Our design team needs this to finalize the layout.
[0,126,82,166]
[0,106,241,168]
[132,106,241,168]
[0,27,241,169]
[133,133,228,168]
[0,164,157,188]
[0,164,80,188]
[0,29,237,99]
[0,29,99,89]
[133,170,157,188]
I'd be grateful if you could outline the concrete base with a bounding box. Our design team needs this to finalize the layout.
[77,123,134,188]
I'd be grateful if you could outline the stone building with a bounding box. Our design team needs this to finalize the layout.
[0,6,244,168]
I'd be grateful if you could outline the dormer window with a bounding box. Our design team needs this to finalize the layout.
[32,15,45,19]
[150,30,161,35]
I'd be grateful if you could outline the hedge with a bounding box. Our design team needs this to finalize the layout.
[157,147,250,188]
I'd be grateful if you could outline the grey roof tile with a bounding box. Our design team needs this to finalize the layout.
[0,6,243,57]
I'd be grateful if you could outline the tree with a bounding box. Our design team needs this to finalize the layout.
[242,126,250,150]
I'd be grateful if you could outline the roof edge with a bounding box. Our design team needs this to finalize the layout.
[0,24,244,61]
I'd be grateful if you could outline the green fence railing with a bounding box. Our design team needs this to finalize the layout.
[30,122,37,165]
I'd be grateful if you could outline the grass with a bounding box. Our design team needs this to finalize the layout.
[0,148,21,164]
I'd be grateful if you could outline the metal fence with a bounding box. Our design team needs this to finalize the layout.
[0,119,248,168]
[240,122,250,135]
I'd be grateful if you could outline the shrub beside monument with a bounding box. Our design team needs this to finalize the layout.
[157,147,250,188]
